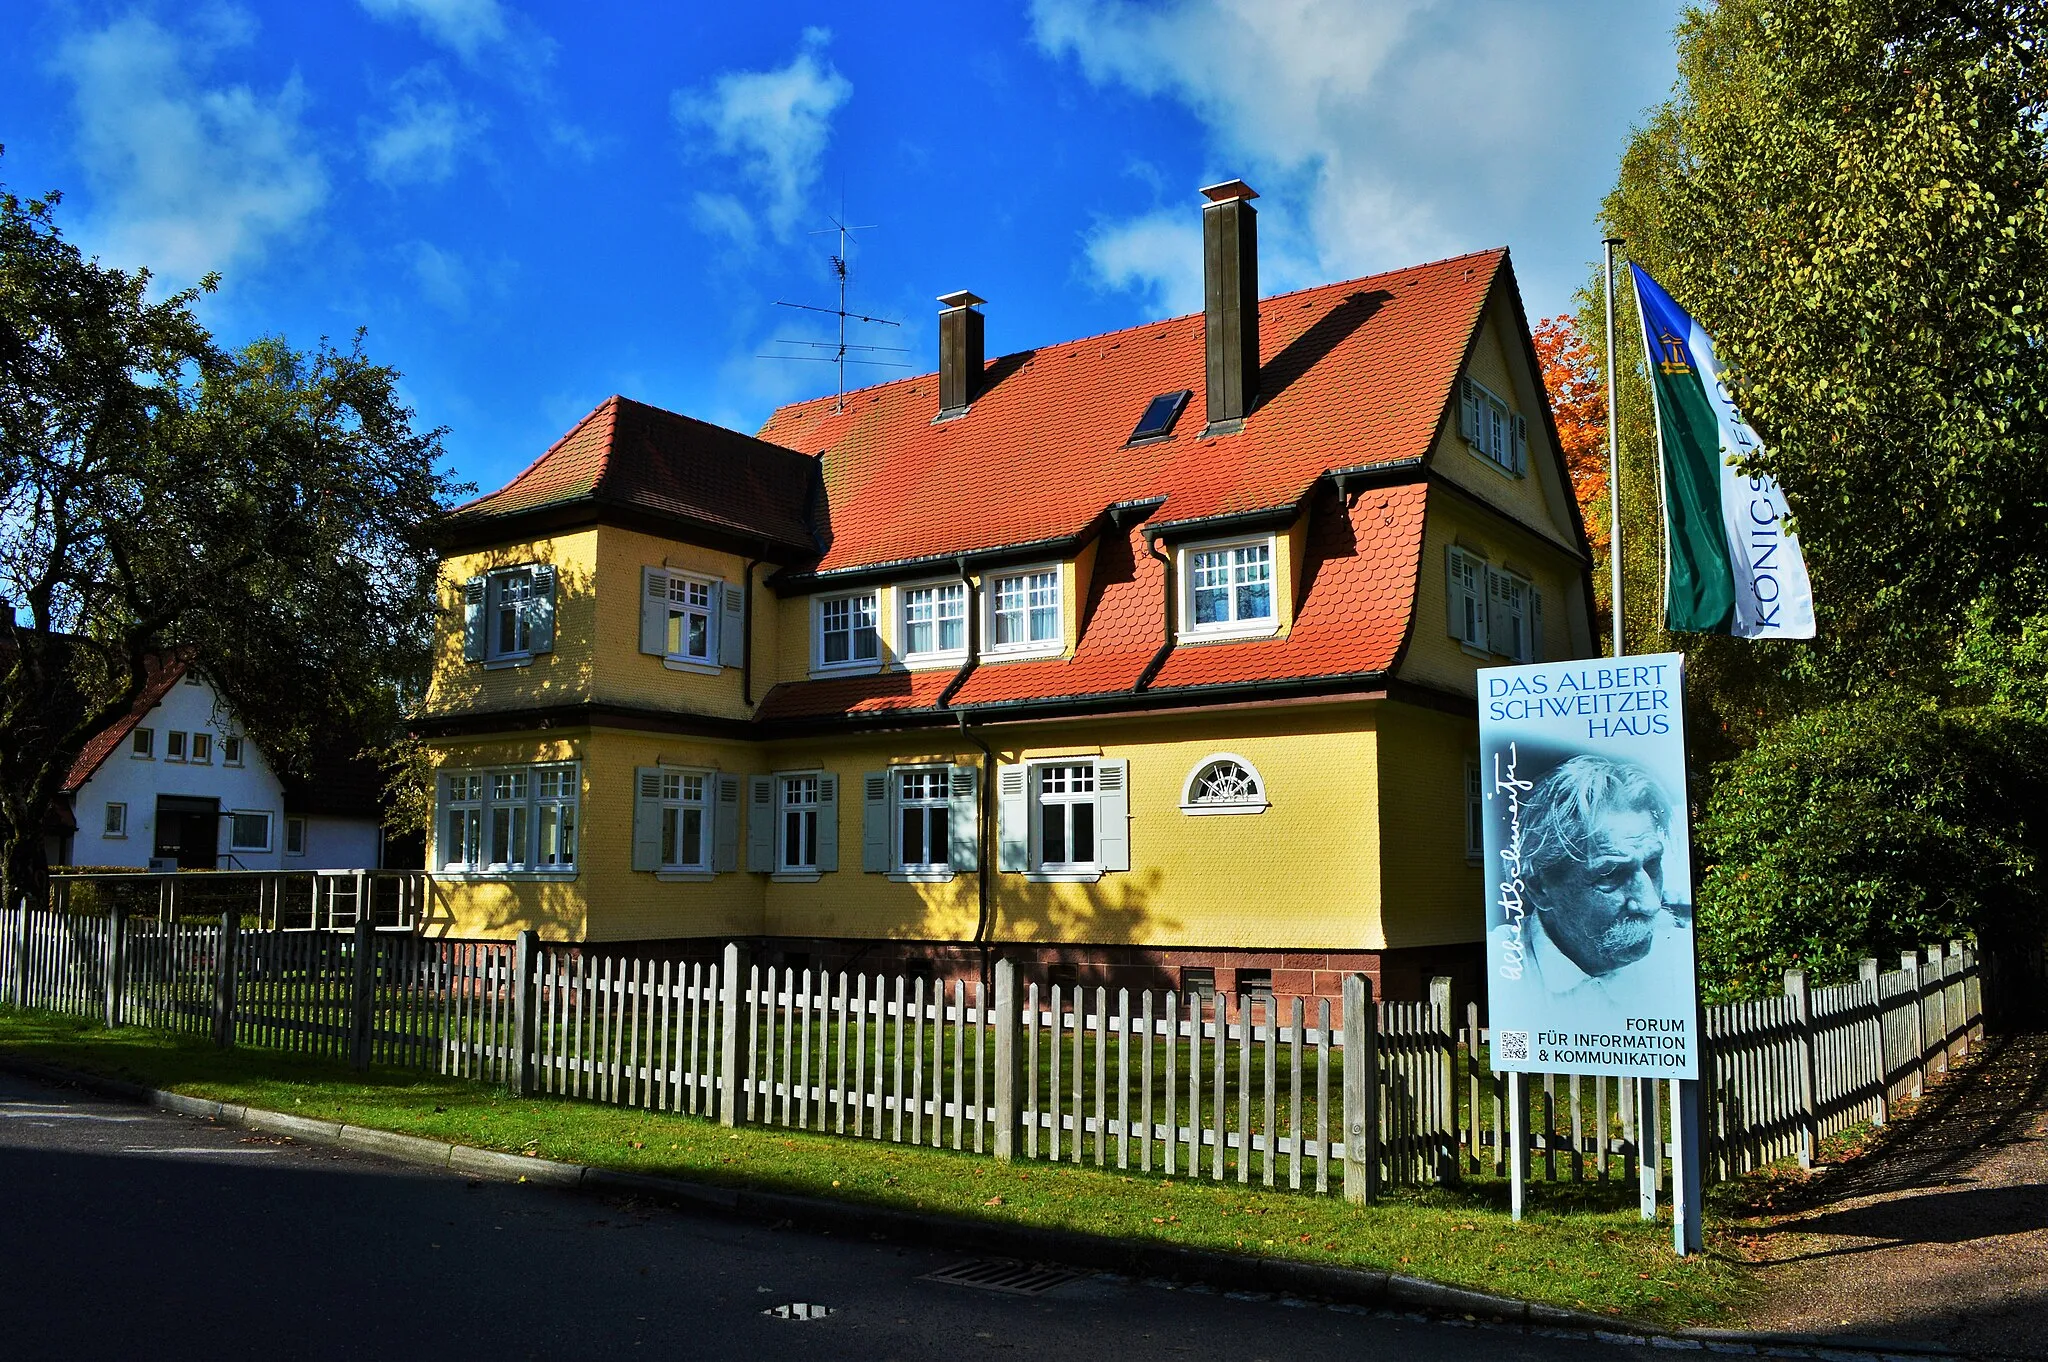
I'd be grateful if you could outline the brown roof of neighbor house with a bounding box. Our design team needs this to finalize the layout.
[61,655,188,793]
[446,395,821,556]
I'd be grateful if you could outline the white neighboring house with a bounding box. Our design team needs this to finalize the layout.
[56,658,390,871]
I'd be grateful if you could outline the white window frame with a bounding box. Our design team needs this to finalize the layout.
[1447,546,1490,652]
[131,728,154,759]
[228,810,273,854]
[222,736,244,767]
[165,731,187,762]
[657,769,713,873]
[983,565,1063,658]
[778,772,823,876]
[488,567,539,661]
[894,766,953,874]
[285,816,308,857]
[1488,567,1535,664]
[104,802,128,838]
[660,571,720,666]
[434,763,580,878]
[814,592,881,671]
[1459,376,1528,476]
[1178,535,1279,641]
[900,580,968,665]
[1031,761,1100,876]
[190,732,212,765]
[1179,753,1269,816]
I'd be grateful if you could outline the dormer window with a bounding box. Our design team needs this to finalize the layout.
[1180,537,1277,640]
[1459,377,1527,476]
[986,567,1061,656]
[817,592,880,669]
[901,582,967,661]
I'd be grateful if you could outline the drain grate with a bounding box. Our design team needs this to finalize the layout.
[762,1302,834,1320]
[920,1258,1089,1296]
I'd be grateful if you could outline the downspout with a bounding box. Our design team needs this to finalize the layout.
[740,555,763,707]
[1134,528,1176,692]
[937,558,994,990]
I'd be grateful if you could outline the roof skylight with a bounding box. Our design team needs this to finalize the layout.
[1129,389,1192,443]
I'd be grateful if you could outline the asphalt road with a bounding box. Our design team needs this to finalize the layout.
[0,1070,1641,1362]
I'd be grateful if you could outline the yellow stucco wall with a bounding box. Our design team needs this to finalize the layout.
[425,531,600,718]
[588,526,762,720]
[1400,487,1592,698]
[1430,293,1582,551]
[1375,705,1485,949]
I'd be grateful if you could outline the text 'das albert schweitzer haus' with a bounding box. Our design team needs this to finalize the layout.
[1479,653,1699,1079]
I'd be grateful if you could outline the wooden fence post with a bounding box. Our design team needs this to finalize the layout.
[103,905,125,1029]
[1903,950,1927,1098]
[212,910,239,1050]
[992,957,1021,1162]
[9,899,28,1008]
[511,929,538,1096]
[1428,976,1457,1184]
[1785,969,1818,1168]
[348,917,375,1070]
[1858,958,1887,1126]
[1928,943,1950,1075]
[718,941,751,1128]
[1960,940,1984,1043]
[1341,972,1378,1206]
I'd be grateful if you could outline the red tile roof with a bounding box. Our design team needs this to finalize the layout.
[63,655,187,792]
[759,249,1504,574]
[449,395,819,554]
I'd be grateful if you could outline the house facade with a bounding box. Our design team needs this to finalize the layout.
[418,182,1596,1003]
[58,658,391,871]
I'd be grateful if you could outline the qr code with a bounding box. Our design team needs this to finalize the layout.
[1497,1030,1531,1063]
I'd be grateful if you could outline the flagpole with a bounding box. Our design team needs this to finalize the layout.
[1603,237,1625,659]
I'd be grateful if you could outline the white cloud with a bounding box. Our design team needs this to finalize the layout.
[364,66,486,186]
[1083,210,1204,316]
[1032,0,1684,317]
[52,11,327,283]
[403,240,469,312]
[359,0,558,100]
[673,28,853,243]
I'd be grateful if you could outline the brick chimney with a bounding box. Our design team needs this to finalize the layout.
[1200,180,1259,430]
[937,290,986,418]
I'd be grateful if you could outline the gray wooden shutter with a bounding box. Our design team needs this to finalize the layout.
[713,773,740,872]
[1530,588,1544,664]
[746,775,774,872]
[1482,564,1502,655]
[718,581,746,669]
[1459,378,1482,443]
[462,576,486,661]
[631,767,662,872]
[1446,550,1473,643]
[1096,759,1130,873]
[528,566,557,654]
[815,774,839,872]
[948,764,979,873]
[641,568,670,656]
[1511,413,1529,474]
[996,764,1027,872]
[861,770,889,873]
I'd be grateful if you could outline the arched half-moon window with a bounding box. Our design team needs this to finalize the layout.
[1180,755,1269,815]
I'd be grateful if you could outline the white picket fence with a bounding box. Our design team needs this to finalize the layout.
[0,902,1985,1198]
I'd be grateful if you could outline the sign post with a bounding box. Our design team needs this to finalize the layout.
[1479,652,1700,1243]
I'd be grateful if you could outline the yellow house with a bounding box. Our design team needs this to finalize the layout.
[419,181,1595,1005]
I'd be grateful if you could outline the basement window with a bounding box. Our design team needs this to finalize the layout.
[1128,389,1191,444]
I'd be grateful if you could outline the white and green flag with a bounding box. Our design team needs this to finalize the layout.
[1630,265,1815,639]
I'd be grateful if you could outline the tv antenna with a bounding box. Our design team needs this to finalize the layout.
[762,215,908,411]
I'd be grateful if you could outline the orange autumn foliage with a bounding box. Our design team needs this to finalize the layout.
[1533,314,1608,554]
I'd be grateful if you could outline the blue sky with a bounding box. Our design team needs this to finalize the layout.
[1,1,1684,498]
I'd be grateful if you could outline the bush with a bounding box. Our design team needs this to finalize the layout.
[1694,696,2048,1002]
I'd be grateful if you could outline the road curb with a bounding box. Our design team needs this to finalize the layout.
[0,1054,1963,1358]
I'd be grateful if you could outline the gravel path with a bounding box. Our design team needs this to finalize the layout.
[1740,1032,2048,1360]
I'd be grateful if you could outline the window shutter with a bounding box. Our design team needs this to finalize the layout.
[996,765,1027,872]
[1511,413,1529,474]
[1484,565,1505,656]
[1447,549,1476,645]
[1096,759,1131,873]
[631,767,661,872]
[746,775,774,872]
[641,568,670,656]
[1458,378,1480,443]
[713,773,741,872]
[861,771,889,873]
[462,576,486,661]
[529,566,557,655]
[948,764,979,873]
[1530,588,1544,663]
[718,582,746,669]
[815,774,839,872]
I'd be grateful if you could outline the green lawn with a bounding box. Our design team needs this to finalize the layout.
[0,1008,1752,1329]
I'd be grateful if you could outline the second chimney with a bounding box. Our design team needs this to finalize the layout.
[1200,180,1260,429]
[937,290,986,418]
